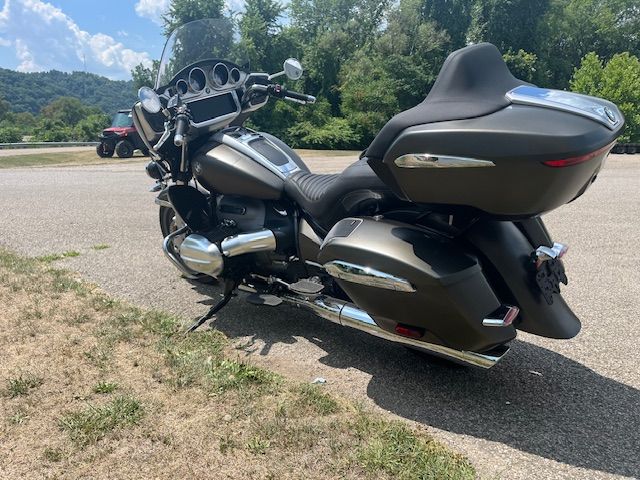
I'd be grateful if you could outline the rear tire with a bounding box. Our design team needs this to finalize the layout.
[96,143,114,158]
[115,140,134,158]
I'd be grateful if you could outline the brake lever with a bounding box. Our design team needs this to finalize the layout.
[154,120,172,151]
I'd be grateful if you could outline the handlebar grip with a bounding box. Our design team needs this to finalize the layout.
[284,89,316,104]
[174,114,189,147]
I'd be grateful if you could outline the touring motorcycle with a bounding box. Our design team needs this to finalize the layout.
[132,18,624,368]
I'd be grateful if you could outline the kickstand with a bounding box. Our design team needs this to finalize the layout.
[186,280,236,333]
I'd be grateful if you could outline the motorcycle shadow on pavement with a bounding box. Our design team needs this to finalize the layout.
[189,281,639,478]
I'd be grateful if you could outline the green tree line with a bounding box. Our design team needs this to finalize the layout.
[133,0,640,147]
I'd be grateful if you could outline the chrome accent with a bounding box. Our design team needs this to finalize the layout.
[155,197,172,208]
[131,102,161,161]
[536,242,568,263]
[214,131,301,179]
[394,153,495,169]
[162,226,200,279]
[506,86,621,130]
[282,294,509,369]
[220,229,277,257]
[179,234,224,277]
[483,305,520,327]
[188,67,206,93]
[211,62,230,88]
[324,260,416,293]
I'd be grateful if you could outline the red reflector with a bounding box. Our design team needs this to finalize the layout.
[395,324,423,339]
[542,142,614,168]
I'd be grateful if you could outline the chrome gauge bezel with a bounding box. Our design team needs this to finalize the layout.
[175,79,189,95]
[211,63,230,88]
[229,67,241,85]
[188,67,207,93]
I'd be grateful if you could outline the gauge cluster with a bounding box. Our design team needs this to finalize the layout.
[166,60,246,99]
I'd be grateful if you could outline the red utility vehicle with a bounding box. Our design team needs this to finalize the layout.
[97,109,149,158]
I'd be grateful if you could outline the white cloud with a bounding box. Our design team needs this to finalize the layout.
[0,0,152,78]
[135,0,170,25]
[0,37,11,47]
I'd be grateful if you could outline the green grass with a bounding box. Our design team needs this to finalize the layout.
[37,250,80,263]
[42,447,64,463]
[0,150,145,169]
[59,396,144,446]
[91,244,110,251]
[93,381,118,394]
[292,384,340,416]
[5,373,43,398]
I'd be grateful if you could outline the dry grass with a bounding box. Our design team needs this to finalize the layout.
[0,150,146,169]
[0,248,475,479]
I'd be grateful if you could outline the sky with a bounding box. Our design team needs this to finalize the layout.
[0,0,245,80]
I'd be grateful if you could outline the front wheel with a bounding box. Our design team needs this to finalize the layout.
[96,143,114,158]
[115,140,134,158]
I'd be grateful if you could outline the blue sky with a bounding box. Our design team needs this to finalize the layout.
[0,0,245,80]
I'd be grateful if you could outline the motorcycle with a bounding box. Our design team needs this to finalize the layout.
[132,18,624,368]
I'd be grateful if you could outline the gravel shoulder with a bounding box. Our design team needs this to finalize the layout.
[0,154,638,479]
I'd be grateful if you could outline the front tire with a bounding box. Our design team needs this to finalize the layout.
[115,140,134,158]
[96,143,114,158]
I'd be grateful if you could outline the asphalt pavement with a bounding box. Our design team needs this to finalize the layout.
[0,154,638,480]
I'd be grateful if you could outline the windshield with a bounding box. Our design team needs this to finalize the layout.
[156,18,249,89]
[112,112,133,128]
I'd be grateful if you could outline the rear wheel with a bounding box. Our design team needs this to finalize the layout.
[96,143,114,158]
[115,140,134,158]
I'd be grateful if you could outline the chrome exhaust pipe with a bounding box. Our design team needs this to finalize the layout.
[283,294,509,369]
[163,226,201,279]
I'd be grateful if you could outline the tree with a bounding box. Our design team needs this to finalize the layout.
[74,113,111,142]
[131,61,161,91]
[162,0,225,35]
[503,49,539,83]
[40,97,101,127]
[570,52,640,143]
[239,0,284,73]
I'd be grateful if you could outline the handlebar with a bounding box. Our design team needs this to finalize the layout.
[242,83,315,105]
[282,89,316,104]
[174,113,189,147]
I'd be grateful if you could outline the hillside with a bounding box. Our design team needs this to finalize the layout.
[0,69,137,115]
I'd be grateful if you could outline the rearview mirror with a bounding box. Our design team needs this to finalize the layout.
[284,58,303,80]
[138,86,162,114]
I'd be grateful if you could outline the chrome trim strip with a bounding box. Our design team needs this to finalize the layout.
[506,85,620,130]
[394,153,495,169]
[483,305,520,327]
[282,294,509,369]
[324,260,416,293]
[213,131,301,179]
[221,229,277,257]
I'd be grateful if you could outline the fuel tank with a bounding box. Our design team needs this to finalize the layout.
[192,129,308,199]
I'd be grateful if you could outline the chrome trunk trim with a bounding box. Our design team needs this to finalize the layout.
[324,260,416,292]
[394,153,495,169]
[283,294,509,369]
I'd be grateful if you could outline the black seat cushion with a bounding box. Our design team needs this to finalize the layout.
[366,43,528,159]
[285,159,400,232]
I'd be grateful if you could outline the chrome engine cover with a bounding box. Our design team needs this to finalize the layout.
[179,234,224,277]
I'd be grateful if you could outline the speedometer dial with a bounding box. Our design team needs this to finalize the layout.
[189,68,206,92]
[211,63,229,87]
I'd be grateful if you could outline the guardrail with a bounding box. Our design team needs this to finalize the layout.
[0,141,99,150]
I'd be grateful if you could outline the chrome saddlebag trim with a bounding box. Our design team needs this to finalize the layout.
[394,153,495,169]
[324,260,416,292]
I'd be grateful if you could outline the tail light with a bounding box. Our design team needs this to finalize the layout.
[542,142,614,168]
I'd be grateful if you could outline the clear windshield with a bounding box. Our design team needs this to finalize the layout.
[111,112,133,128]
[156,18,249,89]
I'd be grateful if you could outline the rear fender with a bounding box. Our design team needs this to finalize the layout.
[465,219,581,339]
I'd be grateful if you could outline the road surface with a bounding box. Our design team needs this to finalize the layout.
[0,154,638,479]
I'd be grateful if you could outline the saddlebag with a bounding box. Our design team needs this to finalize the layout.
[317,217,516,352]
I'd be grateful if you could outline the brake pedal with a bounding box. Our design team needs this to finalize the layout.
[289,278,324,295]
[246,293,283,306]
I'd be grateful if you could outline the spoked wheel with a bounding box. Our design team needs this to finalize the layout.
[159,206,217,284]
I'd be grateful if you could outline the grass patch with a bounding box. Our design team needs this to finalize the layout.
[292,384,340,416]
[0,150,145,169]
[5,373,43,398]
[93,381,118,394]
[91,244,110,250]
[0,248,476,478]
[37,250,80,263]
[60,396,144,446]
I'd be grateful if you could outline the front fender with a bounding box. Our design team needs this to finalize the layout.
[465,219,581,339]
